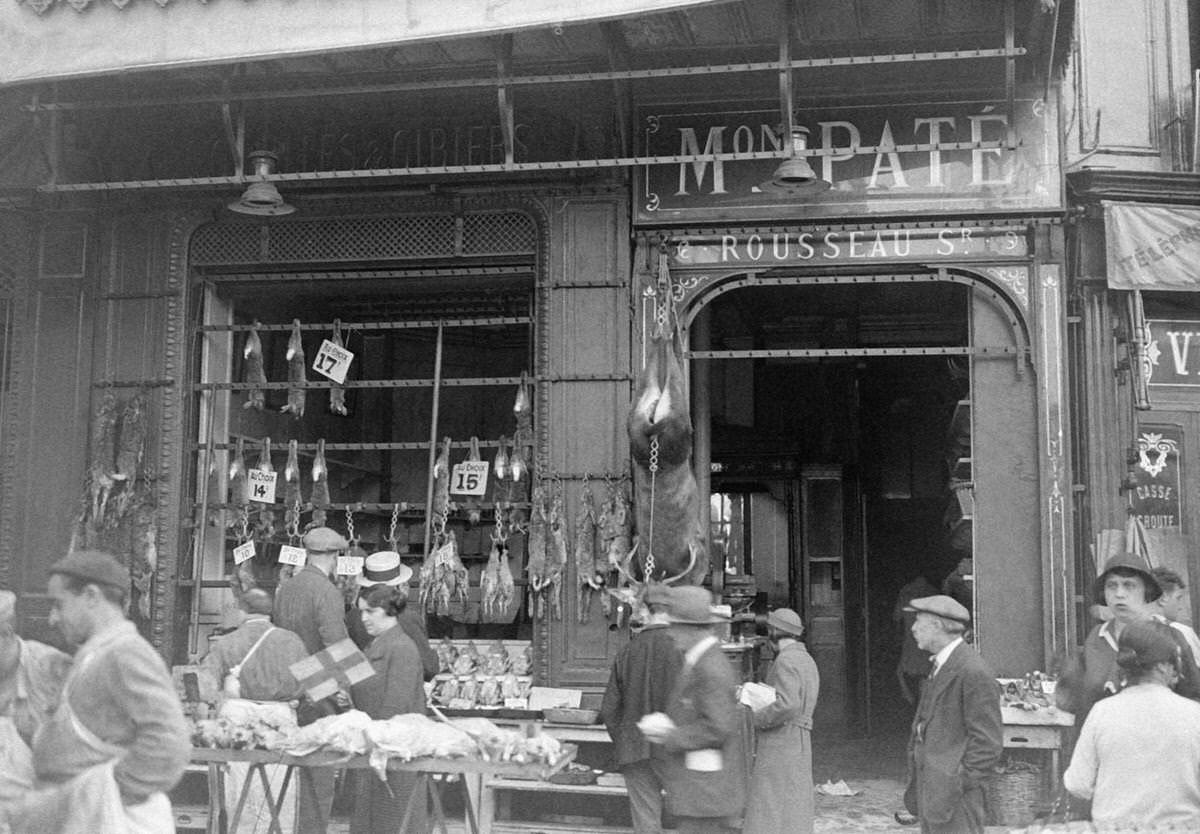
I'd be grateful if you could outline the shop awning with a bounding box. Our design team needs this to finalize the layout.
[0,0,726,88]
[1106,202,1200,292]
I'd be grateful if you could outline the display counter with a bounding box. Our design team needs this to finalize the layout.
[190,743,577,834]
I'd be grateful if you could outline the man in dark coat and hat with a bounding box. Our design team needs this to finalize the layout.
[637,585,747,834]
[600,583,683,834]
[903,594,1002,834]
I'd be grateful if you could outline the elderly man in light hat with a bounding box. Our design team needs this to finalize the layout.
[600,583,683,834]
[638,586,747,834]
[273,526,350,834]
[742,608,819,834]
[902,594,1001,834]
[345,551,438,681]
[5,552,190,833]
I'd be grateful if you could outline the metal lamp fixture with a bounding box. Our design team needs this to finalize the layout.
[757,125,831,196]
[228,150,295,216]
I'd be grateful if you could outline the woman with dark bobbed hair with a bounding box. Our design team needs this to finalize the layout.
[349,584,426,833]
[1063,619,1200,829]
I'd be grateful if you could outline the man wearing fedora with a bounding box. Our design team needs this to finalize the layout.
[345,550,438,681]
[600,583,683,834]
[742,608,819,834]
[638,585,747,834]
[903,594,1001,834]
[1057,552,1200,724]
[9,551,190,832]
[273,525,351,833]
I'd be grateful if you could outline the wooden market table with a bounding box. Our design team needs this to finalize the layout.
[1001,704,1074,795]
[190,743,577,834]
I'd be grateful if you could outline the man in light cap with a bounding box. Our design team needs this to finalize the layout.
[902,594,1001,834]
[638,585,747,834]
[742,608,819,834]
[273,526,350,833]
[600,583,683,834]
[5,551,190,833]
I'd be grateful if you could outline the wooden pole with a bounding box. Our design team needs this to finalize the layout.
[423,322,446,558]
[692,307,716,592]
[188,383,218,656]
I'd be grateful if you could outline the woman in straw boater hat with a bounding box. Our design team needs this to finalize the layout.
[344,550,438,681]
[1064,619,1200,829]
[742,608,819,834]
[638,586,748,834]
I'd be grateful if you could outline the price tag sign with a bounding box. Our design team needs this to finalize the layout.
[312,339,354,384]
[233,541,256,565]
[336,555,364,576]
[248,469,278,504]
[278,545,307,567]
[450,460,490,496]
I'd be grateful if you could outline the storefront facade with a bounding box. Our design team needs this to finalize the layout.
[0,0,1111,740]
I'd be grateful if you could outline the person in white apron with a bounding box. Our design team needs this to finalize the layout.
[200,589,308,834]
[7,551,190,834]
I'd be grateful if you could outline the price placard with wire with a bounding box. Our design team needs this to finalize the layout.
[312,339,354,384]
[450,460,489,496]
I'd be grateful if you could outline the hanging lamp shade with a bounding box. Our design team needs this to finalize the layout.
[757,125,831,196]
[228,151,295,216]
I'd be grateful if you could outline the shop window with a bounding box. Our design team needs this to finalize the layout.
[188,269,535,640]
[710,492,749,575]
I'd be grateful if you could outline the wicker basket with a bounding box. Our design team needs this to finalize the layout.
[984,762,1042,827]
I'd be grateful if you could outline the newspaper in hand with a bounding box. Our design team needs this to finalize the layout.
[738,681,777,712]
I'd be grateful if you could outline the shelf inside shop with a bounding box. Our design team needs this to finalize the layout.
[196,500,529,512]
[951,457,972,481]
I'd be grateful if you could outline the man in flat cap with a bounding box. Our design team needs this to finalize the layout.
[273,526,350,833]
[10,551,190,832]
[742,608,819,834]
[903,594,1001,834]
[600,583,683,834]
[638,585,747,834]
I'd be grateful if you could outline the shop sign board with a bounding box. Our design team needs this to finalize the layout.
[667,226,1028,269]
[634,96,1060,225]
[1129,424,1184,531]
[1143,320,1200,388]
[1106,203,1200,291]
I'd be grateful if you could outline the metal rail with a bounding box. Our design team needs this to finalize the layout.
[23,48,1026,112]
[688,346,1021,359]
[198,316,531,332]
[36,141,1015,193]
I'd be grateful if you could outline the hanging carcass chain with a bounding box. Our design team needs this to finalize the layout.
[645,435,659,581]
[387,500,402,551]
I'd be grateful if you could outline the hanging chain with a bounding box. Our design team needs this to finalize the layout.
[645,435,659,580]
[387,501,402,550]
[344,505,357,544]
[286,499,301,542]
[238,504,251,543]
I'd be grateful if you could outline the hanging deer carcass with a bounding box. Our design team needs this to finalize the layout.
[611,321,708,620]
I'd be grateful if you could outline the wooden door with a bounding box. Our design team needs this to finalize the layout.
[800,464,866,734]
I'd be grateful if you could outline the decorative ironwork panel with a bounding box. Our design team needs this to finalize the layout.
[462,212,538,256]
[191,211,536,266]
[265,214,455,262]
[190,223,262,265]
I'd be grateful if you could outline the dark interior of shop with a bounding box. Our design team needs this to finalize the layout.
[703,279,972,750]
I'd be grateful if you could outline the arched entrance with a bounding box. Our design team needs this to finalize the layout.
[657,261,1039,742]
